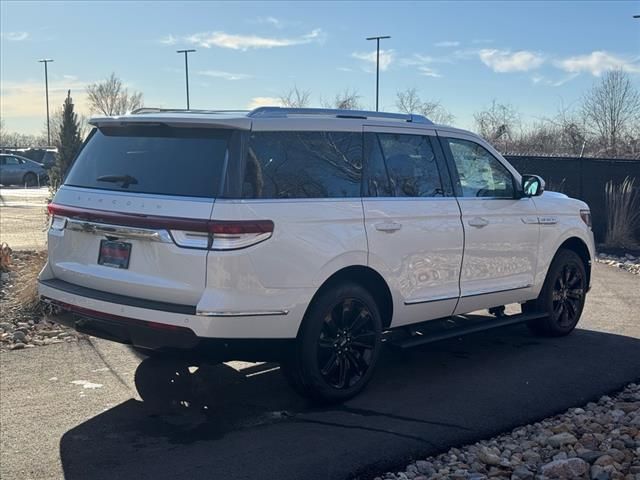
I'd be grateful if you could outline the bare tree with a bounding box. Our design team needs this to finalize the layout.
[322,89,362,110]
[86,73,144,115]
[581,69,640,157]
[473,100,521,151]
[279,86,311,108]
[396,88,454,125]
[0,122,44,148]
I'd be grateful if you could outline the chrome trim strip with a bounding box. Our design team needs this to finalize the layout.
[405,284,532,306]
[65,218,173,243]
[404,295,458,306]
[461,284,533,298]
[196,310,289,317]
[217,197,456,204]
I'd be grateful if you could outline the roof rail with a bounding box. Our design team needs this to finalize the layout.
[247,107,433,124]
[130,108,250,115]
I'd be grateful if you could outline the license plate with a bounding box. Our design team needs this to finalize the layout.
[98,240,131,269]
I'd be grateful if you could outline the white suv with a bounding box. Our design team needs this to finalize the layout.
[39,107,594,403]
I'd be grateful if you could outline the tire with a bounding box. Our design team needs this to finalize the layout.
[281,283,382,404]
[134,357,193,411]
[524,249,587,337]
[23,172,38,187]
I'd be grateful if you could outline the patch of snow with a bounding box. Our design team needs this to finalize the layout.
[71,380,103,389]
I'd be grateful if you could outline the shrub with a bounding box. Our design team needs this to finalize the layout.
[604,177,640,249]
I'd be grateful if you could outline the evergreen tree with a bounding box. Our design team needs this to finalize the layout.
[50,90,82,189]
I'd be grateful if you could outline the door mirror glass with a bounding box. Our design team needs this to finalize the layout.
[522,174,545,197]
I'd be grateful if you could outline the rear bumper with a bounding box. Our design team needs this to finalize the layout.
[41,296,294,362]
[38,277,305,358]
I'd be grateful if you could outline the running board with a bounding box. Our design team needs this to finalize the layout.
[388,311,548,350]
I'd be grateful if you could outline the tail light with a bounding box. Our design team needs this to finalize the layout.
[47,203,273,251]
[170,220,274,250]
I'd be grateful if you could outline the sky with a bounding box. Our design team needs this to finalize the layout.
[1,0,639,135]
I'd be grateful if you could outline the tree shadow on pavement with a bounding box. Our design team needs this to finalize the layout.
[59,325,640,480]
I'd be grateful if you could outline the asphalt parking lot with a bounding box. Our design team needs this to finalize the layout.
[1,263,639,480]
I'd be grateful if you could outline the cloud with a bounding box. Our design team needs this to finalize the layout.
[398,54,445,77]
[337,67,354,72]
[352,49,394,71]
[0,79,91,122]
[531,73,579,87]
[418,66,442,78]
[478,49,544,72]
[247,97,282,109]
[254,16,283,28]
[555,51,640,76]
[197,70,252,80]
[165,29,324,50]
[2,31,29,41]
[160,35,177,45]
[434,41,460,47]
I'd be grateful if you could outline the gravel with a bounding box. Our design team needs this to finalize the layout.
[0,250,82,351]
[373,383,640,480]
[596,253,640,276]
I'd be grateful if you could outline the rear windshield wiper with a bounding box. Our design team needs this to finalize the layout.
[96,174,138,188]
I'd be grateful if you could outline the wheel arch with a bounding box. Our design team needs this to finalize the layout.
[557,236,592,287]
[301,265,394,333]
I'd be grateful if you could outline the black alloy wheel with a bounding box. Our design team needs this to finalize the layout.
[550,263,585,329]
[281,283,383,403]
[525,249,587,337]
[317,298,378,390]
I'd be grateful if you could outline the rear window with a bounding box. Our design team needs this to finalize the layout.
[241,131,362,199]
[65,125,231,198]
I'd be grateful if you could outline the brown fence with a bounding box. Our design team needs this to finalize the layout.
[505,155,640,243]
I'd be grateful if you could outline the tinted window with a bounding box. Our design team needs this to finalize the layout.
[65,126,231,198]
[367,133,443,197]
[447,138,515,198]
[242,131,362,199]
[4,156,21,166]
[364,134,393,197]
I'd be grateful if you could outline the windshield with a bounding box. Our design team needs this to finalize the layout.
[64,125,231,198]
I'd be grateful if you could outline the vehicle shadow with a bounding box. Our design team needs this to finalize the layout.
[59,325,640,480]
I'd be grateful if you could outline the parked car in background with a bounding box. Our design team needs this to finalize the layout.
[13,147,58,169]
[0,153,48,186]
[39,107,594,405]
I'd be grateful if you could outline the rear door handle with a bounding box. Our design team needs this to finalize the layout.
[468,217,489,228]
[375,221,402,232]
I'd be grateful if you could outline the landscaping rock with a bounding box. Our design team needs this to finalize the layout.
[539,458,589,478]
[547,432,578,448]
[596,253,640,275]
[377,383,640,480]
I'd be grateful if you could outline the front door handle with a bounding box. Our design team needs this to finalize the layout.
[468,217,489,228]
[375,221,402,233]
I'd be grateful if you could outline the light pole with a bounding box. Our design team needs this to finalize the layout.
[366,35,390,111]
[176,49,196,109]
[38,59,54,145]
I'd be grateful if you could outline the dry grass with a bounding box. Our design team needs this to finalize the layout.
[1,250,50,322]
[604,177,640,249]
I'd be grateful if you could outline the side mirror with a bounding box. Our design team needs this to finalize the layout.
[521,174,545,197]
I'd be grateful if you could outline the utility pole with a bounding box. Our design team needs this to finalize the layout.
[38,59,54,145]
[366,35,390,111]
[176,49,196,109]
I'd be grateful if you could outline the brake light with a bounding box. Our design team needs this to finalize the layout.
[170,220,274,250]
[47,203,273,250]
